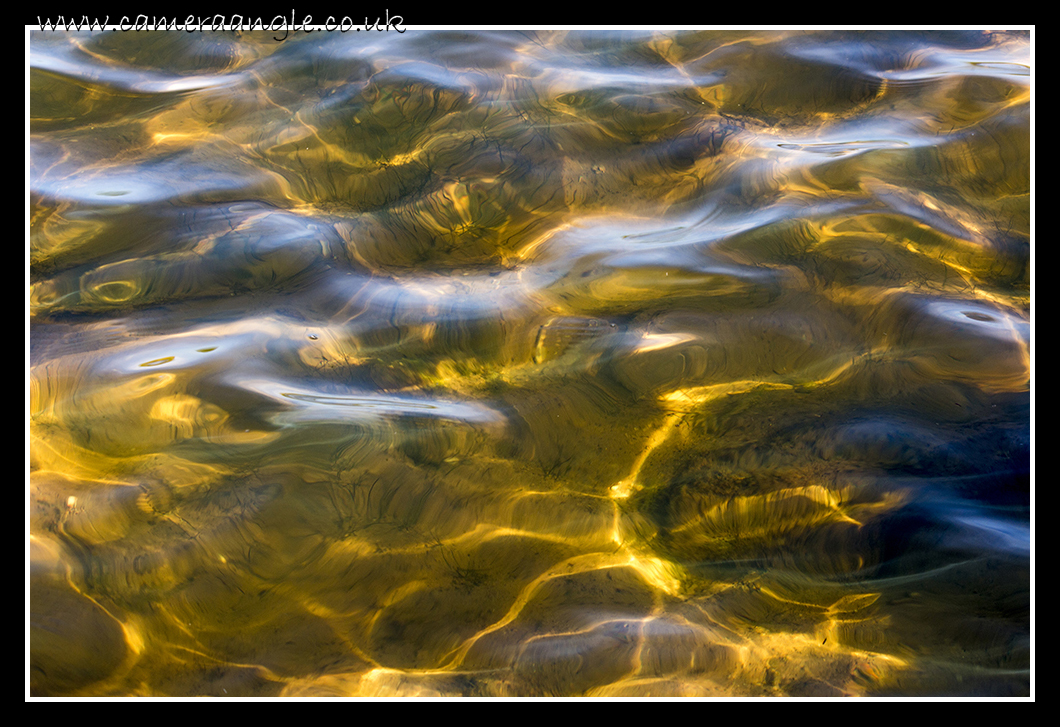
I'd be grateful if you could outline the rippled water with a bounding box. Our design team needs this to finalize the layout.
[29,29,1031,697]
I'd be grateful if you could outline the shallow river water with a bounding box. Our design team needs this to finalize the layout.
[29,29,1031,697]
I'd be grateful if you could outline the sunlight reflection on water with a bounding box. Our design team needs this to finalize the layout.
[30,28,1030,698]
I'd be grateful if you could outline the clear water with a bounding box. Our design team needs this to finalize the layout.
[29,29,1031,697]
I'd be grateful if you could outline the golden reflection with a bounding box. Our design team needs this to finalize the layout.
[30,29,1029,697]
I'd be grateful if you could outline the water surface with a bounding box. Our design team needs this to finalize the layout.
[29,29,1031,697]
